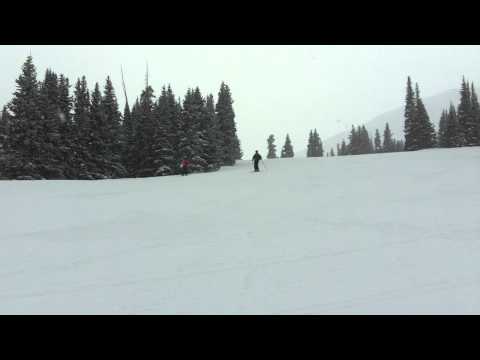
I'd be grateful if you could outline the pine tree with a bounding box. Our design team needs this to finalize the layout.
[0,107,10,153]
[306,130,313,157]
[216,82,239,166]
[152,84,183,172]
[149,88,176,176]
[456,77,471,146]
[73,76,90,130]
[101,76,125,177]
[122,101,136,176]
[37,68,66,178]
[190,87,214,171]
[281,134,294,158]
[319,135,324,157]
[437,109,448,148]
[134,85,158,177]
[470,83,480,145]
[58,74,72,123]
[336,143,341,156]
[204,93,223,169]
[415,83,436,149]
[348,126,357,155]
[329,148,334,157]
[176,89,194,166]
[56,73,77,178]
[374,128,382,153]
[126,98,143,175]
[359,125,371,154]
[445,103,460,147]
[340,139,348,156]
[175,88,211,173]
[72,76,97,179]
[88,82,109,177]
[267,134,277,158]
[6,56,44,179]
[308,129,323,157]
[313,129,323,157]
[404,76,416,151]
[383,122,394,152]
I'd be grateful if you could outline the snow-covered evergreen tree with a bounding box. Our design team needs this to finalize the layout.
[437,110,448,148]
[306,130,313,157]
[404,76,416,151]
[307,129,323,157]
[133,85,158,177]
[313,129,323,157]
[205,93,223,169]
[56,73,77,178]
[190,87,215,171]
[37,69,66,178]
[348,126,357,155]
[176,88,209,173]
[121,101,136,176]
[281,134,294,158]
[72,76,93,179]
[456,78,471,146]
[0,107,10,156]
[267,134,277,158]
[445,103,460,148]
[374,128,382,153]
[5,55,44,179]
[359,125,371,154]
[469,83,480,145]
[415,84,436,149]
[216,82,239,166]
[150,86,176,176]
[383,123,394,152]
[101,76,125,177]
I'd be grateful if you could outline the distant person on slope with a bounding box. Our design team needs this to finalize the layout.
[252,150,262,172]
[180,159,190,176]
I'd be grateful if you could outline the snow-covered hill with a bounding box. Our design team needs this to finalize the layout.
[1,147,479,314]
[321,89,460,153]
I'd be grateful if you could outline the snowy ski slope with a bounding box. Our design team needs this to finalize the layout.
[1,147,479,314]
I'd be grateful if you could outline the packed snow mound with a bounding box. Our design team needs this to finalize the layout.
[1,147,480,314]
[321,89,459,153]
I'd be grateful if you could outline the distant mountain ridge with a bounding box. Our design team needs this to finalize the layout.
[320,89,460,154]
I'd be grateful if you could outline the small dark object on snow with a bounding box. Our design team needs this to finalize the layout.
[252,150,262,172]
[180,159,190,176]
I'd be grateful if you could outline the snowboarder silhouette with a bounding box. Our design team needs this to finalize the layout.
[180,159,190,176]
[252,150,262,172]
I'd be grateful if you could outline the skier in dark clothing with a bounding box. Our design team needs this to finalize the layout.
[252,150,262,172]
[180,159,190,176]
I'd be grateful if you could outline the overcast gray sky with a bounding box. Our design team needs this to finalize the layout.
[1,45,480,156]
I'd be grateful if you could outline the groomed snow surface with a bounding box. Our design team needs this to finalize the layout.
[1,147,480,314]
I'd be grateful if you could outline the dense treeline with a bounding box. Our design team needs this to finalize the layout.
[0,57,242,180]
[336,122,404,156]
[404,76,480,151]
[266,123,403,160]
[436,77,480,148]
